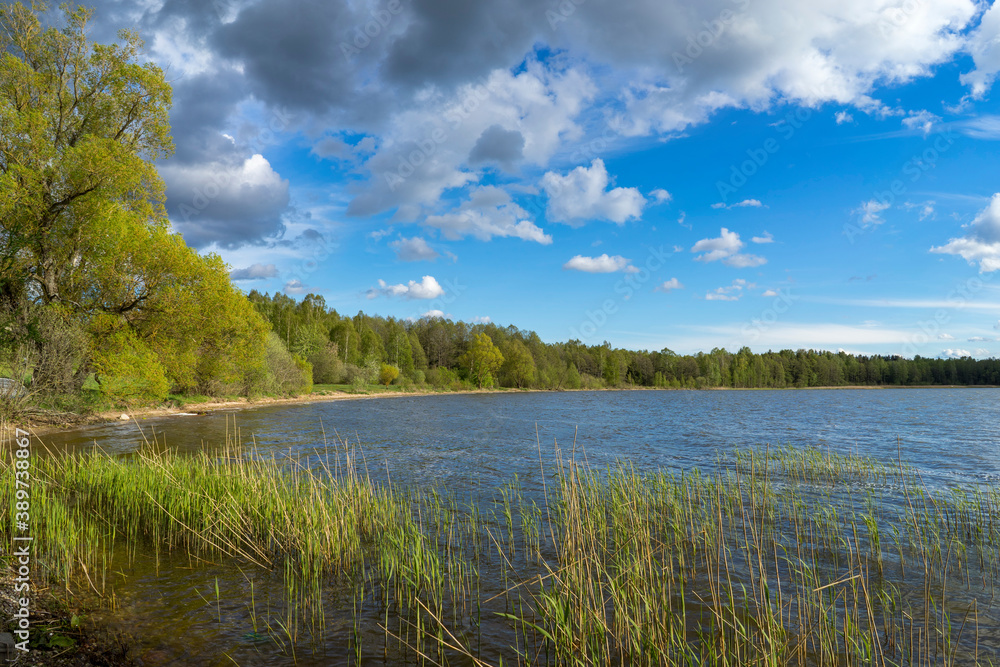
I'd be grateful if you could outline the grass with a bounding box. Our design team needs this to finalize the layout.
[2,431,999,666]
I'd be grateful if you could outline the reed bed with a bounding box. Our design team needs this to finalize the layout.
[2,432,999,666]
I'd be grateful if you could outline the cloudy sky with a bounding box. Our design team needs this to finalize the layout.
[34,0,1000,357]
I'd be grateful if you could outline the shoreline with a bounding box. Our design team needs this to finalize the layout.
[6,383,996,437]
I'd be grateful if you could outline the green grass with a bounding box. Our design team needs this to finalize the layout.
[2,435,998,666]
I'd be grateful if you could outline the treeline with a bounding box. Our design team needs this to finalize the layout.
[247,291,1000,390]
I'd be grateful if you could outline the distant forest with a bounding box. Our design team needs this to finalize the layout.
[248,291,1000,390]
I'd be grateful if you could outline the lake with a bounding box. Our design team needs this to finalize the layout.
[42,387,1000,491]
[23,388,1000,665]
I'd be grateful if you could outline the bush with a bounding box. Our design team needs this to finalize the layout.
[379,364,400,386]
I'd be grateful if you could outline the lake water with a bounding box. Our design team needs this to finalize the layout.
[41,387,1000,492]
[28,388,1000,665]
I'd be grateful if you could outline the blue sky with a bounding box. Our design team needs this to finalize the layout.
[55,0,1000,357]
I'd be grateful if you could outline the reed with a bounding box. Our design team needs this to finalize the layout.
[2,432,998,666]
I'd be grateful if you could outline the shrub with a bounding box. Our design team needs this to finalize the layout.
[379,364,400,386]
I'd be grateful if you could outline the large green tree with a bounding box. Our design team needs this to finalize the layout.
[461,333,503,389]
[0,2,172,311]
[0,3,273,401]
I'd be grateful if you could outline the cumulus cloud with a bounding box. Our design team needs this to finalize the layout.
[691,228,766,268]
[762,289,779,297]
[468,124,525,169]
[752,231,774,244]
[423,186,552,244]
[939,333,956,340]
[284,279,310,295]
[968,336,990,342]
[942,348,973,358]
[230,263,279,281]
[835,111,854,124]
[542,159,646,226]
[961,1,1000,98]
[368,275,445,300]
[422,310,446,320]
[655,278,684,292]
[164,154,290,249]
[391,236,441,262]
[471,316,492,324]
[563,254,639,273]
[931,193,1000,271]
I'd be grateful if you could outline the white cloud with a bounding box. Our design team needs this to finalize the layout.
[655,278,684,292]
[163,154,290,249]
[284,279,309,296]
[368,275,445,300]
[968,336,990,342]
[857,199,891,227]
[422,310,446,320]
[691,228,766,268]
[542,159,646,225]
[563,254,639,273]
[650,188,673,204]
[939,333,955,340]
[347,64,596,218]
[942,348,973,358]
[424,186,552,244]
[230,263,278,281]
[835,111,854,124]
[994,320,1000,330]
[391,236,440,262]
[902,110,940,135]
[712,199,765,211]
[930,193,1000,271]
[471,316,492,324]
[706,279,749,301]
[752,231,774,244]
[762,289,778,297]
[961,1,1000,98]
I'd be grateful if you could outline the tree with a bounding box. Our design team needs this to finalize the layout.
[1,3,173,310]
[379,363,399,386]
[500,339,535,388]
[461,332,503,389]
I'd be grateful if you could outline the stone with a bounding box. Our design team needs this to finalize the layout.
[119,413,130,421]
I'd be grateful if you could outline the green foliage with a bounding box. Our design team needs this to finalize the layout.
[461,333,503,389]
[88,314,169,405]
[500,340,535,388]
[379,363,400,387]
[262,332,311,396]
